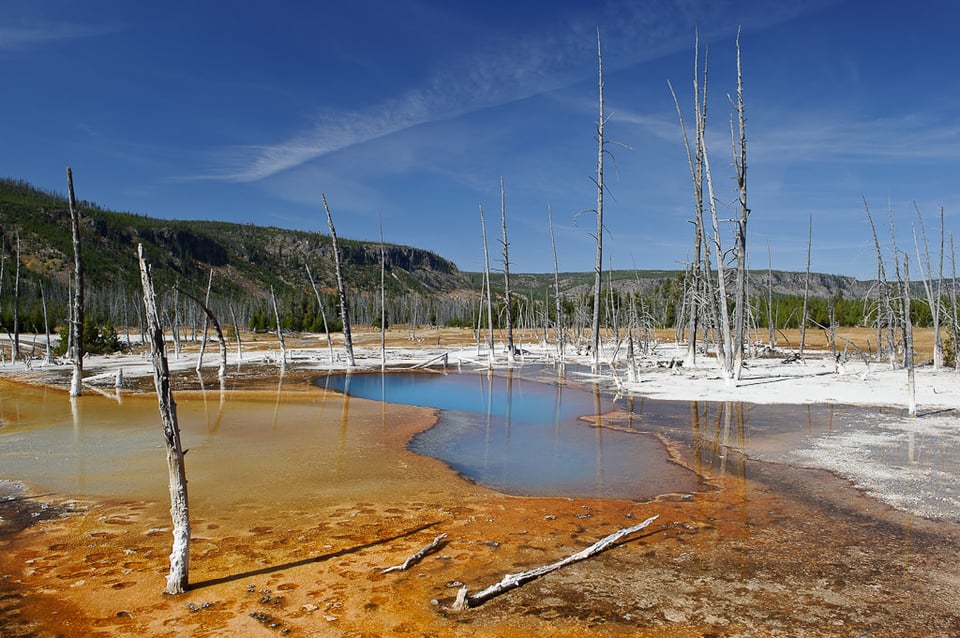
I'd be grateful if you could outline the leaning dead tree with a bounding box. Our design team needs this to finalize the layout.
[305,263,334,364]
[66,168,84,396]
[452,515,659,609]
[863,197,896,364]
[176,280,228,380]
[137,243,191,595]
[322,194,355,366]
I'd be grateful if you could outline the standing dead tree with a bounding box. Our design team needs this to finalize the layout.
[548,204,565,366]
[479,202,495,368]
[322,194,355,367]
[800,215,812,357]
[668,31,707,367]
[730,28,750,378]
[499,178,515,364]
[590,28,608,373]
[137,244,191,595]
[270,286,286,370]
[12,232,20,362]
[66,168,84,396]
[900,253,917,416]
[913,203,944,369]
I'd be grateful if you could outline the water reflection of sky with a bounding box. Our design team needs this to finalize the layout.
[323,371,704,500]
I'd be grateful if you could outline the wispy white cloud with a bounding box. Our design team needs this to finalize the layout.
[0,21,122,52]
[753,113,960,164]
[207,0,839,183]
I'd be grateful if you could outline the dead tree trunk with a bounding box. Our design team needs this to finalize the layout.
[453,515,659,609]
[12,232,20,362]
[270,286,286,370]
[380,215,387,372]
[66,168,84,396]
[766,243,775,348]
[913,203,944,369]
[137,244,190,595]
[863,197,896,365]
[228,303,243,362]
[305,264,334,364]
[479,202,495,368]
[195,269,213,373]
[950,234,959,370]
[548,204,565,365]
[322,194,355,366]
[40,282,52,364]
[901,254,916,416]
[591,28,607,373]
[731,30,749,379]
[702,115,733,381]
[177,284,227,380]
[500,178,515,364]
[800,215,812,357]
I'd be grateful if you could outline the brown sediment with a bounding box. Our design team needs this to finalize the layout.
[1,373,959,636]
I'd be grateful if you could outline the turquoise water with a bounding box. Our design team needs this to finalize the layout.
[322,371,704,500]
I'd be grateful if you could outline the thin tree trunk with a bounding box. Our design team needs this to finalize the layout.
[270,286,286,370]
[66,168,84,396]
[305,264,334,364]
[380,215,386,372]
[902,254,916,416]
[137,244,190,595]
[12,233,20,361]
[767,243,775,347]
[701,115,733,381]
[548,204,565,365]
[479,202,495,368]
[196,269,213,373]
[500,178,515,364]
[800,214,812,357]
[228,303,243,362]
[40,282,52,364]
[322,194,355,366]
[178,285,227,380]
[591,28,606,373]
[950,234,959,370]
[863,197,895,365]
[913,203,943,368]
[731,28,749,379]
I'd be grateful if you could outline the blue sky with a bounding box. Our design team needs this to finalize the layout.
[2,1,959,279]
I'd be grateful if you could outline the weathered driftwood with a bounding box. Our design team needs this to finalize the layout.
[381,533,447,574]
[452,514,659,610]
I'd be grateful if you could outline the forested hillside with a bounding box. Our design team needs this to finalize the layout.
[0,177,932,347]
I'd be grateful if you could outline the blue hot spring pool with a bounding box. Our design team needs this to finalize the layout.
[320,371,705,501]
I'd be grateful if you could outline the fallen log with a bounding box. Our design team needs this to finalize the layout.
[381,534,447,574]
[452,514,659,610]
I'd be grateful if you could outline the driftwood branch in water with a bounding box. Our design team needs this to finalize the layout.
[452,514,659,610]
[381,534,447,574]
